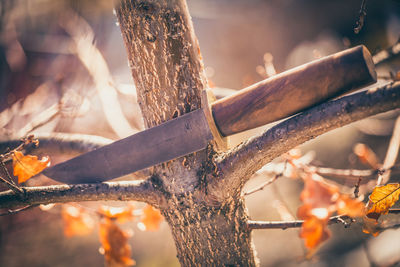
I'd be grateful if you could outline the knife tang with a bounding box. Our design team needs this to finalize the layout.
[211,45,377,136]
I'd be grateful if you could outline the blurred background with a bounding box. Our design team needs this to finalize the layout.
[0,0,400,266]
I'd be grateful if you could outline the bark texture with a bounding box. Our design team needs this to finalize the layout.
[2,0,399,266]
[115,0,257,265]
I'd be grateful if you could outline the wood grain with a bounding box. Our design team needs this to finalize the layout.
[211,45,377,136]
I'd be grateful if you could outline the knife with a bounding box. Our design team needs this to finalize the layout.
[43,45,376,184]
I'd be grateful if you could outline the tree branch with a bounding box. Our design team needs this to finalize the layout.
[248,209,400,230]
[354,0,368,34]
[247,215,351,230]
[0,133,113,155]
[0,180,161,210]
[244,170,285,196]
[0,133,150,179]
[373,38,400,65]
[214,82,400,197]
[0,204,38,216]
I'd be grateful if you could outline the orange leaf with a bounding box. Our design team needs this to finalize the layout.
[99,218,135,266]
[138,204,163,232]
[98,205,135,224]
[298,174,339,217]
[366,183,400,220]
[12,151,50,183]
[337,195,365,218]
[62,205,94,237]
[299,216,331,249]
[297,174,364,251]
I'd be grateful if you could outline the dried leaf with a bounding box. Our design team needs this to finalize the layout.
[337,195,365,218]
[366,183,400,220]
[138,204,163,232]
[99,205,135,224]
[12,151,50,183]
[362,216,381,237]
[299,216,331,249]
[298,174,364,250]
[62,205,94,237]
[99,218,135,266]
[298,174,339,218]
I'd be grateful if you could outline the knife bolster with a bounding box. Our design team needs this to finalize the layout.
[202,89,228,151]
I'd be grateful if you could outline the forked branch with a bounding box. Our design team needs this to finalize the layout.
[0,133,113,157]
[214,82,400,197]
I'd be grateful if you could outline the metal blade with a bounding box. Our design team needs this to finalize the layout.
[43,109,212,183]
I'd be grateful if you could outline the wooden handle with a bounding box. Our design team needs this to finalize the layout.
[211,45,377,136]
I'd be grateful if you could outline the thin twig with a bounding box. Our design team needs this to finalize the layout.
[0,158,16,185]
[0,135,38,162]
[0,204,38,216]
[244,173,282,196]
[0,175,24,195]
[244,162,287,196]
[311,166,376,180]
[310,165,400,181]
[354,0,368,34]
[16,103,61,137]
[388,208,400,214]
[248,209,400,230]
[248,215,350,230]
[377,116,400,185]
[373,38,400,65]
[271,183,296,220]
[354,177,362,198]
[0,136,36,195]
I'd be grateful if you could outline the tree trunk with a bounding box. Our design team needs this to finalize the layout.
[163,197,256,266]
[115,0,257,265]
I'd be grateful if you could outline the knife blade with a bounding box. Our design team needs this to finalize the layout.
[43,45,377,183]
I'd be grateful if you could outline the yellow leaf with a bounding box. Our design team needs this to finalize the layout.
[366,183,400,220]
[62,205,94,237]
[12,151,50,183]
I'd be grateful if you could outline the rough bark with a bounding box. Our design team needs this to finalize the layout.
[1,0,400,266]
[163,195,256,266]
[212,82,400,201]
[0,180,159,209]
[115,0,257,265]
